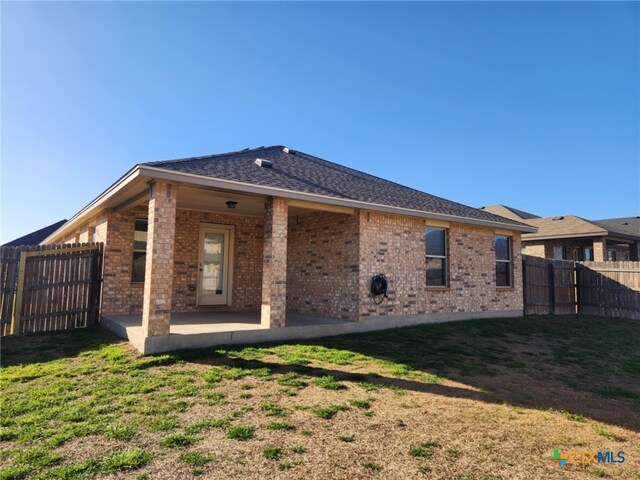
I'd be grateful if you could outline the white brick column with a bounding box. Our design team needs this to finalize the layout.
[261,197,288,328]
[142,181,177,337]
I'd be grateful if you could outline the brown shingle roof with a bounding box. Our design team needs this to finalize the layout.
[145,146,533,230]
[479,205,540,224]
[593,217,640,239]
[522,215,607,240]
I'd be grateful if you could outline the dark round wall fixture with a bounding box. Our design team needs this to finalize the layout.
[370,274,388,305]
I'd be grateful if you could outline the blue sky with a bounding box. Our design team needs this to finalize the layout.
[2,1,638,243]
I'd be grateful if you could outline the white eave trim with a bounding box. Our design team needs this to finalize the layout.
[43,167,143,243]
[139,166,537,233]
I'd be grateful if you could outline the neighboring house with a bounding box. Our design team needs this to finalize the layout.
[44,146,534,353]
[3,219,68,247]
[476,205,540,224]
[480,205,640,261]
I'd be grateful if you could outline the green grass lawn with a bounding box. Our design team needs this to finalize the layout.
[1,315,639,479]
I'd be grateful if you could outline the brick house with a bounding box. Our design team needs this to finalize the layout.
[480,205,640,261]
[45,147,535,354]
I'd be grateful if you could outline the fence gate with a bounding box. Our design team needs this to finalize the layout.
[1,243,103,336]
[522,256,577,315]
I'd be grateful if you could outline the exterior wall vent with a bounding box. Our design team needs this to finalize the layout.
[254,158,273,168]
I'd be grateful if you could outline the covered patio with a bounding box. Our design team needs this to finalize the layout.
[91,174,362,353]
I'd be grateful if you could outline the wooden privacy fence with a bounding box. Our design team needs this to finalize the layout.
[523,255,640,319]
[1,243,103,336]
[577,261,640,319]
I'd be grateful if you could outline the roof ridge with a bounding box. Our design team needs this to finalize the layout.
[143,145,284,167]
[594,216,640,222]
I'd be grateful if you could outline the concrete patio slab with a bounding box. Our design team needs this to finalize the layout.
[100,309,523,355]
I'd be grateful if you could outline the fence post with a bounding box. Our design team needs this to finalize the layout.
[10,251,27,335]
[522,258,528,316]
[548,262,555,315]
[87,246,103,325]
[574,263,580,315]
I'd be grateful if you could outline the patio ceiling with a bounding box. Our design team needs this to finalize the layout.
[112,180,352,218]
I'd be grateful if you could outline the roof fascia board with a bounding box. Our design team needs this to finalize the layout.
[606,234,640,243]
[140,166,537,233]
[522,232,607,241]
[43,167,143,243]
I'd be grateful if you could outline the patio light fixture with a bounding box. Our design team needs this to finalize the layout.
[226,200,238,209]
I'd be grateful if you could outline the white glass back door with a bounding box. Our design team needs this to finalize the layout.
[198,226,233,305]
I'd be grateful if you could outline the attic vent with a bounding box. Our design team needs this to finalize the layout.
[254,158,273,168]
[283,147,296,155]
[552,216,564,221]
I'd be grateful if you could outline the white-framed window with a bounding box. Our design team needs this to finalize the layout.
[495,235,512,287]
[583,247,594,261]
[132,219,148,283]
[553,246,564,260]
[425,227,448,287]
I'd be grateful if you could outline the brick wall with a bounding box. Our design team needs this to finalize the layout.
[287,211,359,320]
[607,244,631,261]
[60,213,107,245]
[523,242,546,258]
[101,206,147,315]
[99,206,264,316]
[357,211,523,318]
[60,196,524,323]
[173,210,264,312]
[525,239,595,261]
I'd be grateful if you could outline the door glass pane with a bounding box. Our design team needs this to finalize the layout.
[203,232,224,295]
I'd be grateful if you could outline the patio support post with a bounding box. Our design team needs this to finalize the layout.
[142,180,177,337]
[261,197,288,328]
[593,237,607,262]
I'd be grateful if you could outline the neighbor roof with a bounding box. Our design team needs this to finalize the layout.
[144,146,532,230]
[479,205,540,223]
[523,216,606,240]
[593,217,640,239]
[522,215,640,241]
[3,220,68,247]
